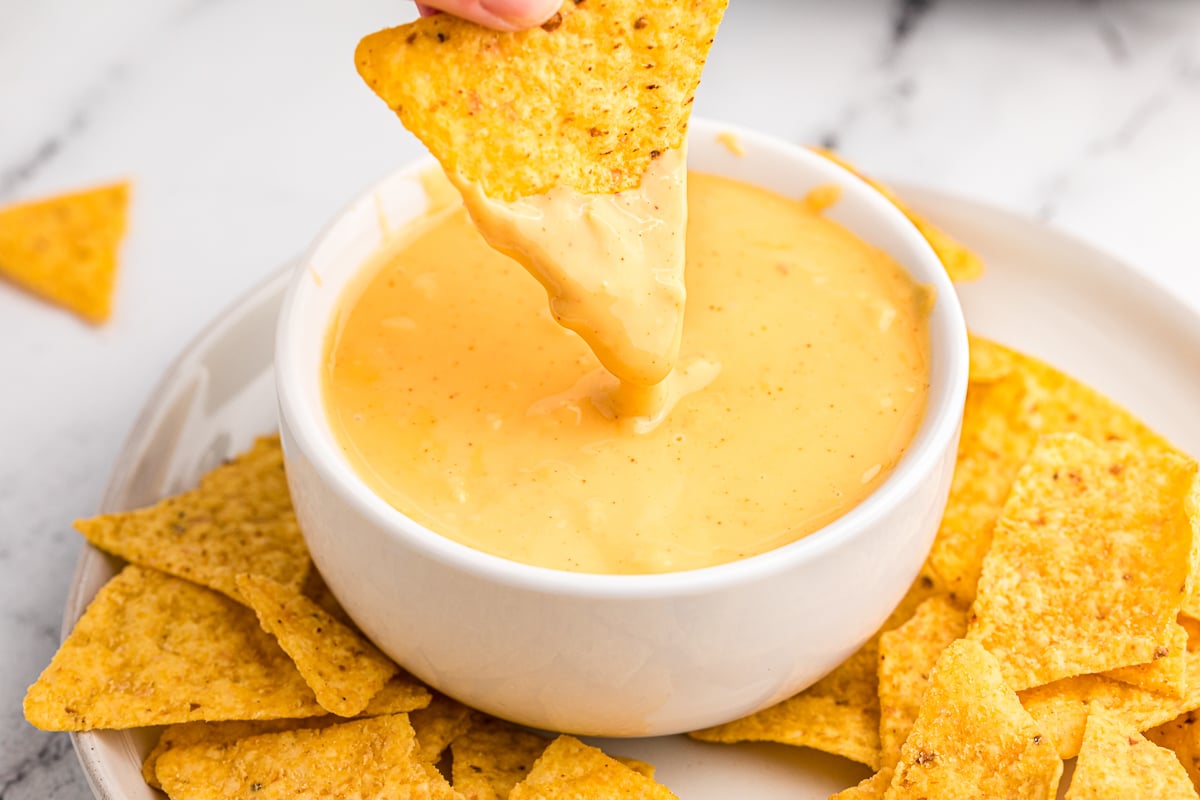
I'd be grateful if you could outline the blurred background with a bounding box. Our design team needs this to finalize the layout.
[2,1,1199,796]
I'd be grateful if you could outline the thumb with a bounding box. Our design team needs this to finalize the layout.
[415,0,562,31]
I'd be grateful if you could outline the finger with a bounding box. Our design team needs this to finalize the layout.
[413,0,560,31]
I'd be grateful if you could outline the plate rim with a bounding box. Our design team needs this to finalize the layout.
[63,188,1200,799]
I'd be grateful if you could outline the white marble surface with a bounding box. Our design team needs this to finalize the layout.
[2,0,1199,795]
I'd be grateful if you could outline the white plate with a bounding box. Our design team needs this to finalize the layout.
[65,188,1200,799]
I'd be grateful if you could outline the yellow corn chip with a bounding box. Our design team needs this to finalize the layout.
[1181,615,1200,650]
[301,568,356,628]
[509,734,677,800]
[235,573,397,717]
[877,596,969,768]
[1103,621,1189,697]
[1065,711,1198,800]
[1147,710,1200,793]
[356,0,728,202]
[811,148,982,283]
[75,435,310,605]
[141,678,432,788]
[0,182,129,323]
[931,337,1175,604]
[156,714,457,800]
[833,769,894,800]
[24,566,325,731]
[689,638,882,769]
[1183,484,1200,620]
[885,639,1062,800]
[616,757,656,779]
[1019,649,1200,759]
[409,693,473,763]
[452,714,551,800]
[968,433,1197,691]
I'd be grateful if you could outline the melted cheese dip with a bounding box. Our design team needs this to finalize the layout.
[323,172,931,574]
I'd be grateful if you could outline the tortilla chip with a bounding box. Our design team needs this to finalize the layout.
[356,0,728,201]
[968,433,1197,691]
[1019,649,1200,759]
[23,566,325,731]
[833,769,894,800]
[689,637,882,768]
[301,568,356,628]
[0,182,129,323]
[1065,711,1197,799]
[75,435,310,605]
[1103,621,1190,697]
[877,596,969,768]
[359,673,434,716]
[156,714,458,800]
[931,337,1176,604]
[235,573,397,717]
[616,757,655,779]
[1181,615,1200,651]
[1183,484,1200,620]
[509,734,677,800]
[885,639,1062,800]
[1147,711,1200,792]
[811,148,982,283]
[452,714,551,800]
[409,693,473,763]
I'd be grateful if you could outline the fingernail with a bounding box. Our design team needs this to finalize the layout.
[480,0,561,29]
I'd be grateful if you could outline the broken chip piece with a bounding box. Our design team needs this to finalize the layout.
[1065,711,1198,799]
[508,734,677,800]
[0,181,129,323]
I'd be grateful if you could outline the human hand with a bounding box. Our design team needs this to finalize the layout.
[415,0,561,31]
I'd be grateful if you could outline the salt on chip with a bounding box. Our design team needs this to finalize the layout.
[967,432,1197,691]
[1019,649,1200,759]
[236,573,397,717]
[877,596,968,768]
[452,714,552,800]
[356,0,728,201]
[23,566,325,731]
[811,148,982,283]
[156,714,458,800]
[833,768,893,800]
[409,692,473,763]
[1147,710,1200,793]
[509,734,677,800]
[1065,710,1198,799]
[689,638,883,769]
[75,435,310,605]
[931,336,1176,603]
[0,182,129,323]
[885,639,1062,800]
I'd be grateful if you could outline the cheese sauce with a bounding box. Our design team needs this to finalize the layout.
[324,172,931,574]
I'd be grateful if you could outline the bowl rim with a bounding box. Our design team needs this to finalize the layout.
[275,118,970,599]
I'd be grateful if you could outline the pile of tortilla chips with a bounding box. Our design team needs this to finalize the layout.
[692,336,1200,799]
[25,435,676,799]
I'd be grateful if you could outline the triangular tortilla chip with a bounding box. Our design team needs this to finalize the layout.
[356,1,727,202]
[968,433,1197,691]
[689,639,882,768]
[75,435,311,605]
[156,714,458,800]
[235,573,398,717]
[1019,649,1200,759]
[0,182,129,322]
[23,566,326,731]
[452,714,552,800]
[877,596,969,768]
[931,336,1178,604]
[811,148,982,283]
[1147,710,1200,793]
[1065,711,1198,799]
[885,639,1062,800]
[509,735,677,800]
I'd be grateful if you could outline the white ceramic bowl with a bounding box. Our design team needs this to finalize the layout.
[275,119,969,737]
